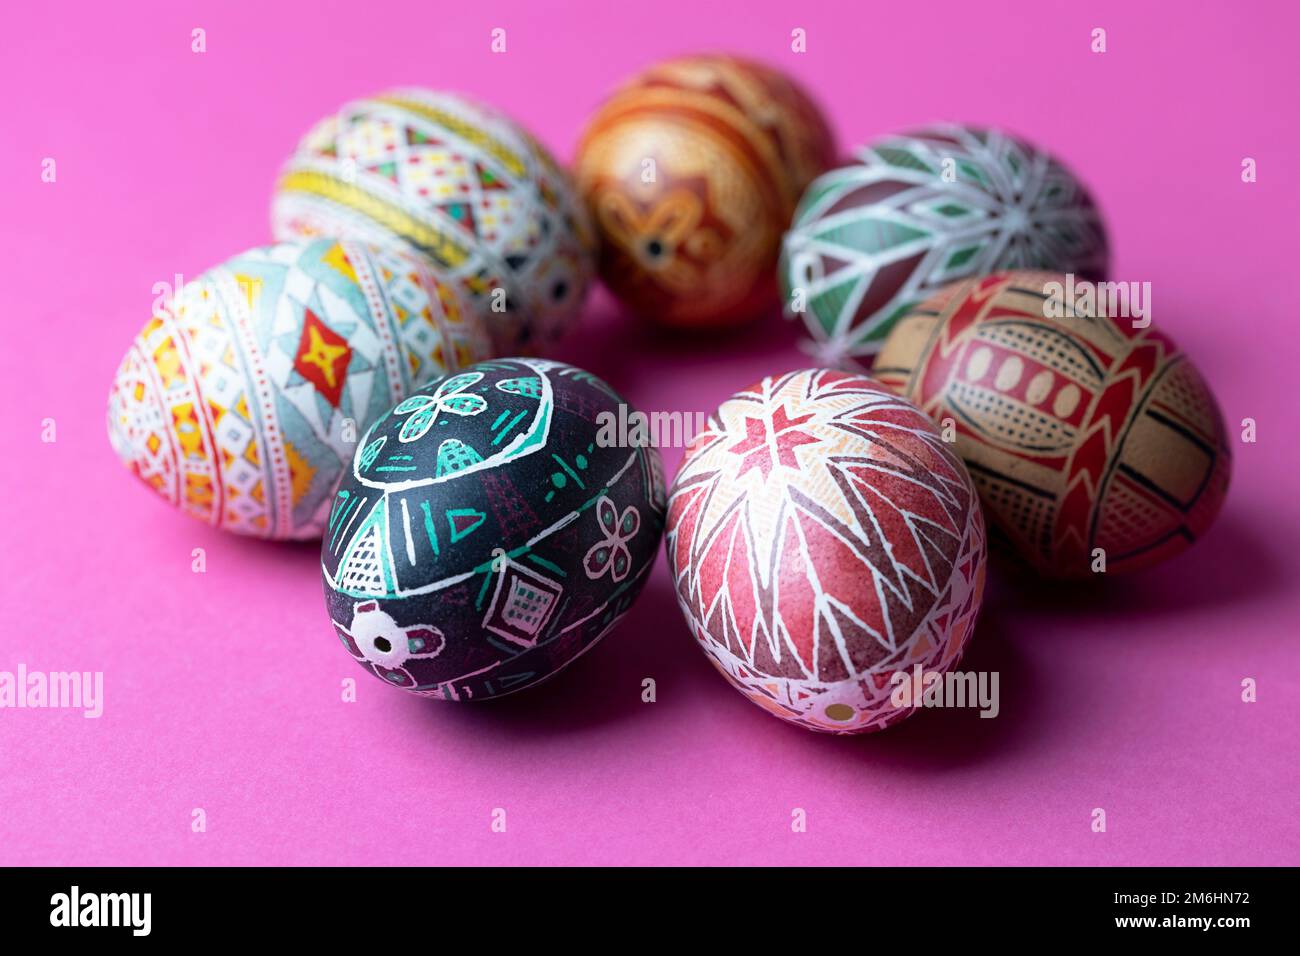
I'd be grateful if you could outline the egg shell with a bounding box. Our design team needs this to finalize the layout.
[875,271,1231,577]
[665,369,987,734]
[780,124,1109,365]
[575,54,835,329]
[107,239,492,540]
[272,89,595,353]
[321,358,667,700]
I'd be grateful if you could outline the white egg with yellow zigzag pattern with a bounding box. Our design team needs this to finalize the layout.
[272,89,595,354]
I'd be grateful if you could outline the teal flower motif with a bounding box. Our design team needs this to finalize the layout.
[393,372,487,443]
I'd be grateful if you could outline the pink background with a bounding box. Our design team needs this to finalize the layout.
[2,0,1297,866]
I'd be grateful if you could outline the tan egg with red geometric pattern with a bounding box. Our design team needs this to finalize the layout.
[875,271,1231,577]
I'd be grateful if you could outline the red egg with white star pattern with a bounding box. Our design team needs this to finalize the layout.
[664,369,987,733]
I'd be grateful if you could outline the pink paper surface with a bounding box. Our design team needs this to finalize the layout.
[1,0,1297,866]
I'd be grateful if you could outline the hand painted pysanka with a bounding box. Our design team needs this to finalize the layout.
[322,358,666,700]
[575,54,835,329]
[664,368,986,733]
[780,124,1109,366]
[272,89,595,353]
[875,271,1230,577]
[107,239,492,540]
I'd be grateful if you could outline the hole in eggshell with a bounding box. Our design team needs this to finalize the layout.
[373,637,392,653]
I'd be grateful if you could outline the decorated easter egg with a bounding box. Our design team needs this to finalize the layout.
[665,369,987,734]
[574,54,835,329]
[780,124,1109,366]
[271,89,595,353]
[107,239,491,540]
[321,358,667,700]
[875,271,1231,577]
